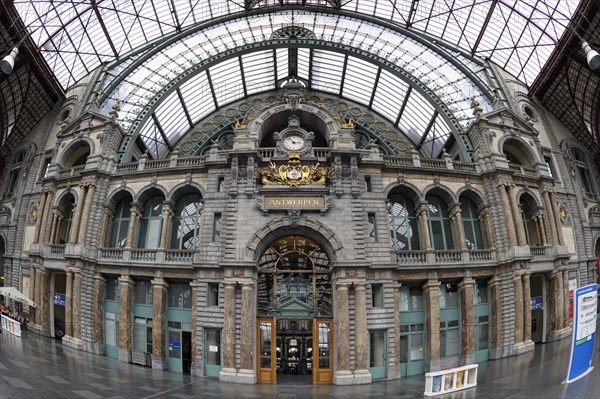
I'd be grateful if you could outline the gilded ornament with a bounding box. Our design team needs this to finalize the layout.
[258,152,331,187]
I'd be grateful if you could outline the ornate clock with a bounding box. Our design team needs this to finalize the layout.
[274,115,314,156]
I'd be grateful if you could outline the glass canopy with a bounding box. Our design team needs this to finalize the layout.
[9,1,579,159]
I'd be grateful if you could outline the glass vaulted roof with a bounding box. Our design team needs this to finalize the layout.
[9,1,579,160]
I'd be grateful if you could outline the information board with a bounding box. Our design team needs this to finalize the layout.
[565,284,597,383]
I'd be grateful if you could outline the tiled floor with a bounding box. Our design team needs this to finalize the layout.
[1,328,598,399]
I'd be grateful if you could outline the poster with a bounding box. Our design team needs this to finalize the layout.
[565,284,597,383]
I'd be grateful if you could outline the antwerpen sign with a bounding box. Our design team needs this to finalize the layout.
[265,197,324,210]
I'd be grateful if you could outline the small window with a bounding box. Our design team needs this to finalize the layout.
[218,176,225,192]
[365,176,372,192]
[212,213,222,241]
[40,157,52,180]
[5,169,20,195]
[168,282,192,309]
[372,284,383,308]
[208,283,219,307]
[368,213,376,242]
[544,155,556,179]
[106,277,120,301]
[133,280,153,305]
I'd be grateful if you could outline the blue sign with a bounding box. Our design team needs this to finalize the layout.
[54,293,66,307]
[531,296,543,311]
[169,341,181,349]
[565,284,597,383]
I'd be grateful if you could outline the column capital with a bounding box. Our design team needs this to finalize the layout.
[393,282,402,290]
[422,279,440,291]
[241,281,255,290]
[151,277,169,289]
[94,273,106,283]
[334,281,351,290]
[354,282,368,290]
[118,275,135,286]
[458,277,475,289]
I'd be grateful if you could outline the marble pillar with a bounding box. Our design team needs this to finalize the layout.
[418,205,432,250]
[30,267,37,324]
[548,272,559,332]
[65,270,74,338]
[498,183,517,246]
[488,277,502,357]
[513,274,524,346]
[555,270,565,331]
[458,278,475,365]
[562,269,570,328]
[423,280,440,371]
[190,282,199,369]
[508,184,527,246]
[73,271,82,340]
[93,274,106,347]
[221,282,237,374]
[451,207,465,249]
[39,268,49,333]
[239,282,256,379]
[49,213,59,244]
[78,183,96,244]
[152,278,169,370]
[159,205,173,249]
[354,283,369,374]
[40,190,54,243]
[127,206,141,248]
[393,283,402,367]
[542,190,558,245]
[34,192,48,243]
[118,276,134,363]
[334,282,351,382]
[69,185,85,244]
[522,273,532,343]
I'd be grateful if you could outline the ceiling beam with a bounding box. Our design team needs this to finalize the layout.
[471,0,497,55]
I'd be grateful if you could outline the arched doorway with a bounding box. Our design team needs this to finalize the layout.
[256,235,333,385]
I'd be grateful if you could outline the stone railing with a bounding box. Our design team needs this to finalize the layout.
[469,249,494,262]
[384,156,413,167]
[530,246,546,256]
[58,165,85,178]
[98,247,197,265]
[114,156,206,175]
[99,248,125,260]
[434,249,462,263]
[509,164,537,176]
[49,244,66,254]
[396,250,427,264]
[165,249,194,263]
[383,155,478,174]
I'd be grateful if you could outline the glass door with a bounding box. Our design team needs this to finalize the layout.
[257,318,276,384]
[204,328,222,377]
[313,319,333,384]
[399,320,425,376]
[167,325,182,372]
[369,330,387,379]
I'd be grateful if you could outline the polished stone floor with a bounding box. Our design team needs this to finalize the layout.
[0,329,598,399]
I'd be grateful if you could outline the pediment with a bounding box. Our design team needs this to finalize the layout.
[478,107,536,134]
[275,295,313,317]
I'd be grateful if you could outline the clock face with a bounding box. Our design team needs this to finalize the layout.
[283,135,305,151]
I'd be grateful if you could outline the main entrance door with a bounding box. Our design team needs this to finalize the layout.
[256,318,333,384]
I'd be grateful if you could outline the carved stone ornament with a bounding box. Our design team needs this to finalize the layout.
[258,152,331,187]
[232,269,244,277]
[345,269,359,278]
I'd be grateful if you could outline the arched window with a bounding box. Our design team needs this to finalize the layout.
[573,148,596,195]
[461,197,483,249]
[427,195,455,250]
[56,198,75,244]
[137,195,163,249]
[109,197,132,248]
[170,193,203,249]
[520,197,539,246]
[388,193,420,251]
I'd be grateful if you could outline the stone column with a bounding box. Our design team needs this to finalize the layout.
[78,183,96,244]
[221,282,237,373]
[354,283,369,374]
[126,206,141,248]
[549,192,564,245]
[30,267,37,324]
[451,207,465,249]
[536,215,548,246]
[508,184,526,246]
[488,277,502,355]
[423,279,440,371]
[562,269,570,328]
[118,276,134,363]
[93,274,106,346]
[49,212,59,244]
[498,183,517,246]
[152,278,169,370]
[39,268,49,333]
[522,273,532,343]
[458,277,475,365]
[542,190,559,245]
[555,270,565,330]
[65,270,74,338]
[40,190,54,243]
[159,204,173,249]
[100,209,113,247]
[393,283,402,366]
[239,282,255,376]
[73,271,82,340]
[548,271,559,332]
[513,274,524,345]
[190,282,200,369]
[69,185,85,244]
[34,191,48,243]
[418,205,432,250]
[335,282,351,378]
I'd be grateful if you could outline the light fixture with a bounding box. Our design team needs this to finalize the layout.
[0,46,19,75]
[581,41,600,70]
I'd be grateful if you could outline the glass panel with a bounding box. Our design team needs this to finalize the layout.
[399,335,408,363]
[260,322,272,368]
[169,330,181,358]
[441,283,459,308]
[208,283,219,307]
[318,323,330,369]
[369,331,385,367]
[105,319,118,346]
[134,280,152,305]
[475,282,488,304]
[410,329,424,361]
[106,278,120,301]
[372,284,383,308]
[206,329,221,366]
[478,323,489,350]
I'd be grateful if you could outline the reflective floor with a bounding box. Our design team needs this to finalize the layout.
[1,329,598,399]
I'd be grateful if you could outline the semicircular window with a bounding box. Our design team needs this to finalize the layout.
[258,235,331,317]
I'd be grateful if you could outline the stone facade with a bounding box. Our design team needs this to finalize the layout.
[0,71,599,387]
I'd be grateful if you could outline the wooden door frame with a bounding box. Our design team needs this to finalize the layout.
[256,317,276,384]
[313,318,334,384]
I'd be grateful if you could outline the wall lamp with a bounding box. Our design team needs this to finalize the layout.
[581,41,600,70]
